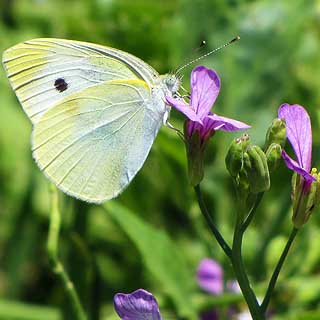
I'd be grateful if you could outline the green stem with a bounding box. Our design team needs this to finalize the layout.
[232,215,264,320]
[47,185,87,320]
[261,227,298,313]
[251,196,290,279]
[194,185,232,258]
[241,192,264,233]
[194,185,264,319]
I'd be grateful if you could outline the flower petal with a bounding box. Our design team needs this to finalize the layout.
[281,150,316,184]
[201,310,220,320]
[114,289,162,320]
[278,103,312,171]
[166,96,202,123]
[197,258,223,295]
[206,114,251,132]
[190,66,221,119]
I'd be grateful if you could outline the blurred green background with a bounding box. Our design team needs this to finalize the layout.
[1,0,320,319]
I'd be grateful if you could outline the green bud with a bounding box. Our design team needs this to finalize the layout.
[292,169,320,228]
[243,145,270,193]
[266,143,282,172]
[225,134,250,177]
[265,118,286,149]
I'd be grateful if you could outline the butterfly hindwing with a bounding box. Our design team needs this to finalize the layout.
[2,38,158,124]
[32,79,163,203]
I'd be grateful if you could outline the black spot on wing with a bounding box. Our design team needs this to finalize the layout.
[54,78,68,92]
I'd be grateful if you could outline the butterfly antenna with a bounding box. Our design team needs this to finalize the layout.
[170,40,207,77]
[175,36,240,75]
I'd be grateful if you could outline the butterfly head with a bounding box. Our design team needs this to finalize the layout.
[163,74,181,95]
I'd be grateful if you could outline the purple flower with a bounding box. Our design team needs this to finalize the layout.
[197,258,223,295]
[278,103,320,227]
[201,309,220,320]
[278,103,316,191]
[166,66,250,142]
[114,289,162,320]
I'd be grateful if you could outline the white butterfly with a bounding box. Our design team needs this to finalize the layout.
[2,38,181,203]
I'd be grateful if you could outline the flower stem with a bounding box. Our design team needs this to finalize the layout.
[241,192,264,233]
[232,214,264,320]
[194,184,264,319]
[194,184,232,258]
[261,227,298,313]
[47,185,87,320]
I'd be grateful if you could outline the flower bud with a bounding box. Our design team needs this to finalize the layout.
[243,145,270,193]
[292,169,320,228]
[225,134,250,177]
[265,143,282,172]
[265,118,286,149]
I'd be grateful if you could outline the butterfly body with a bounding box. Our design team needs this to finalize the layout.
[3,39,180,202]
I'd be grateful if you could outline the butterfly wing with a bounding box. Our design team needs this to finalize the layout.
[2,38,159,124]
[32,79,163,203]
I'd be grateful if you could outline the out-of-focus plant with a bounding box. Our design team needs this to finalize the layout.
[1,1,320,320]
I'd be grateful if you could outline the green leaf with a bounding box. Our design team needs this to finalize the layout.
[0,300,60,320]
[104,201,197,319]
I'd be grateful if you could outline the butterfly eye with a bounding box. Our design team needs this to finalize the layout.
[54,78,68,92]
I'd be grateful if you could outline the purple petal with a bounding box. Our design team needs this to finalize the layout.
[197,258,223,295]
[281,150,316,184]
[114,289,162,320]
[186,117,221,140]
[190,66,221,119]
[206,113,251,132]
[278,103,312,171]
[166,96,202,123]
[201,309,220,320]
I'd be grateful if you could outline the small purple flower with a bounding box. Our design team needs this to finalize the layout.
[166,66,250,142]
[114,289,162,320]
[197,258,223,295]
[278,103,320,227]
[278,103,316,191]
[166,66,250,186]
[201,309,220,320]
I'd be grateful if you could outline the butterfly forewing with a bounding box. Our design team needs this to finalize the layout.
[2,38,159,124]
[2,38,173,202]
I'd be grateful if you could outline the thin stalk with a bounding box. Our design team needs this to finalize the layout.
[194,184,263,319]
[194,184,232,258]
[261,227,298,313]
[241,192,264,233]
[47,185,87,320]
[232,215,264,320]
[251,196,291,279]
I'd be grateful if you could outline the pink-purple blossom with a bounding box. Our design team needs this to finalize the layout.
[278,103,316,191]
[197,258,224,295]
[166,66,250,142]
[114,289,161,320]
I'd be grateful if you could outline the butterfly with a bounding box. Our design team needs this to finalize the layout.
[2,38,181,203]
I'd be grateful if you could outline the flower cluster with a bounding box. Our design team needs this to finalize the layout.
[112,69,320,320]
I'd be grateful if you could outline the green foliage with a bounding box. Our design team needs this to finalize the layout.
[1,0,320,319]
[104,201,197,319]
